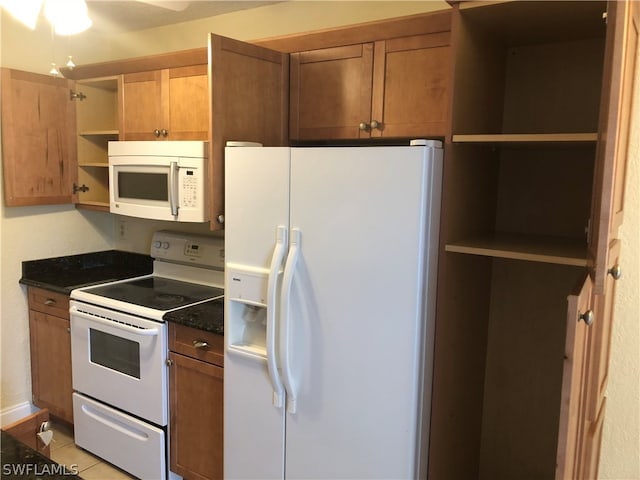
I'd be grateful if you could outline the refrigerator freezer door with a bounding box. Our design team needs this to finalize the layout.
[224,146,290,479]
[283,145,441,478]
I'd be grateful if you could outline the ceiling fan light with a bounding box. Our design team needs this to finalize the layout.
[44,0,92,35]
[0,0,44,30]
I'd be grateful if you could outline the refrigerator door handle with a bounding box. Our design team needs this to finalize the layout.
[281,228,301,414]
[267,225,288,408]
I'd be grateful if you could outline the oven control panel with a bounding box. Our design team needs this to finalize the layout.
[150,230,224,270]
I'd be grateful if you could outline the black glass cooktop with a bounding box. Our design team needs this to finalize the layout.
[86,276,223,311]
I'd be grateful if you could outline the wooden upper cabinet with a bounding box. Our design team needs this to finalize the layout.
[209,34,289,229]
[290,31,451,141]
[1,68,77,206]
[590,0,639,293]
[167,65,209,140]
[370,33,451,139]
[121,65,208,141]
[290,44,374,140]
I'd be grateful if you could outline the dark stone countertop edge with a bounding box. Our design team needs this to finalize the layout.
[19,250,153,295]
[163,298,224,336]
[0,430,82,479]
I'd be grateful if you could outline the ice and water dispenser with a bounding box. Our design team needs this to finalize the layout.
[226,265,270,357]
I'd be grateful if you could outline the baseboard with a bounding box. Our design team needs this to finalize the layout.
[0,401,37,428]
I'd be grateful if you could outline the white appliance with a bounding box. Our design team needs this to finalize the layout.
[70,230,224,480]
[109,140,209,222]
[224,140,443,479]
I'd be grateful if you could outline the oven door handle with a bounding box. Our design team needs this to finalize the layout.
[71,310,160,337]
[80,403,150,441]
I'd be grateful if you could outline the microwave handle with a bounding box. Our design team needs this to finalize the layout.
[169,161,179,217]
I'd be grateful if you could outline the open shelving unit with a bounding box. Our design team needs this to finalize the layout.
[75,76,120,211]
[430,2,609,479]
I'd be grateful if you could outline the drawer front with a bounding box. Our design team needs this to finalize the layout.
[169,323,223,367]
[73,393,166,480]
[28,287,69,319]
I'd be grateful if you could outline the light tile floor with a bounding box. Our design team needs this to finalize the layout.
[50,422,136,479]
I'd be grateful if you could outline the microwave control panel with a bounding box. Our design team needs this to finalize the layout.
[180,169,199,208]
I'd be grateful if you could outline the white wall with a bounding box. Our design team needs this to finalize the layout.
[0,2,638,477]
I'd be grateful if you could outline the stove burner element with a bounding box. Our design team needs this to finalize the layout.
[82,276,224,312]
[155,293,186,304]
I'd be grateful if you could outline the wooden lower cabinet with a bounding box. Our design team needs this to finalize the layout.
[27,287,73,424]
[2,408,51,458]
[169,324,224,480]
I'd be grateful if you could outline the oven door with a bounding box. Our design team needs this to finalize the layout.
[70,300,168,426]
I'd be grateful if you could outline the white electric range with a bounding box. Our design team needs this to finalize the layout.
[69,230,224,480]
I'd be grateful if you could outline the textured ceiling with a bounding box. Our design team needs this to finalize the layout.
[86,1,282,33]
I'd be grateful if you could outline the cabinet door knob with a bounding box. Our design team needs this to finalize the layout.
[358,122,370,132]
[44,299,56,306]
[579,310,594,326]
[153,129,161,137]
[370,119,381,130]
[608,264,622,280]
[161,129,168,137]
[193,340,209,349]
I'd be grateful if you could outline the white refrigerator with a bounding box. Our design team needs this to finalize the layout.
[224,140,443,479]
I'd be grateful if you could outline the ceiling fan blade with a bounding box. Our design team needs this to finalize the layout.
[135,1,190,12]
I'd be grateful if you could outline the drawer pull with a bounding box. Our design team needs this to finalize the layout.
[44,299,56,306]
[193,340,209,349]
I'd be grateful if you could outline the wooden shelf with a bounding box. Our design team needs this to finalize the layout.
[79,163,108,168]
[79,130,119,136]
[76,201,109,212]
[452,133,598,145]
[445,233,588,267]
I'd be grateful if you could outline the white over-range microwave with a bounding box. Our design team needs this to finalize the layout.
[108,141,208,222]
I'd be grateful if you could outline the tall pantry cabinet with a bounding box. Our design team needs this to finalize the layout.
[429,1,637,479]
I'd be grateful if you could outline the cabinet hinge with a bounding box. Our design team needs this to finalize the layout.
[585,218,592,242]
[69,90,86,101]
[73,183,89,194]
[602,11,608,25]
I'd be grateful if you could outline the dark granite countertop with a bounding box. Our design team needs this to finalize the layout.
[163,297,224,335]
[0,431,82,479]
[19,250,153,295]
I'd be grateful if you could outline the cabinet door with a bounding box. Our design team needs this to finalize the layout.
[555,273,593,480]
[370,32,451,138]
[166,65,209,140]
[290,43,374,140]
[169,352,223,480]
[1,68,77,206]
[29,310,73,423]
[590,0,639,293]
[209,34,289,230]
[122,70,163,140]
